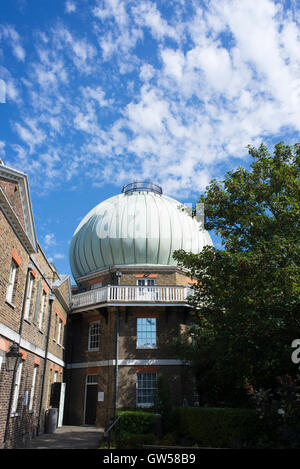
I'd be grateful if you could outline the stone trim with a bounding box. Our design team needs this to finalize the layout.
[67,359,184,369]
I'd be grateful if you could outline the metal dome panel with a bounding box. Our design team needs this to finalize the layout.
[69,188,213,279]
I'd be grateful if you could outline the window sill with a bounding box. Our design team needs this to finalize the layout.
[11,412,19,417]
[87,348,100,352]
[136,346,158,350]
[38,329,44,334]
[5,300,16,309]
[24,318,31,325]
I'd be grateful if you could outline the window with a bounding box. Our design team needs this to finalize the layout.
[24,273,34,320]
[6,260,18,304]
[91,282,102,290]
[53,315,57,340]
[137,317,157,348]
[86,374,97,384]
[136,373,157,407]
[57,318,62,345]
[12,360,23,414]
[88,321,100,350]
[29,365,38,411]
[38,291,46,330]
[137,279,156,300]
[137,279,155,287]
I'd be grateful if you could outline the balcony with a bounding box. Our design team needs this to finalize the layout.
[71,285,193,312]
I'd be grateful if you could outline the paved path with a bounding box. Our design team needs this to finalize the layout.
[24,425,104,449]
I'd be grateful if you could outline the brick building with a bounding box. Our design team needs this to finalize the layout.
[0,162,71,448]
[65,181,213,427]
[0,169,213,447]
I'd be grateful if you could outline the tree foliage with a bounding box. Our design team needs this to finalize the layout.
[173,142,300,406]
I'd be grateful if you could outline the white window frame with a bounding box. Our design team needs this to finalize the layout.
[38,291,46,330]
[137,279,157,300]
[136,317,157,348]
[24,273,34,320]
[29,365,38,412]
[12,360,23,415]
[137,279,156,287]
[6,260,17,304]
[136,372,157,407]
[88,321,100,351]
[57,318,62,345]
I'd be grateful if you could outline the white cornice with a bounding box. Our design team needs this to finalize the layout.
[0,164,38,252]
[67,359,184,369]
[0,321,65,367]
[75,264,190,284]
[0,188,36,253]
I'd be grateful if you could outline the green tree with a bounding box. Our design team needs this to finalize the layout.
[173,142,300,406]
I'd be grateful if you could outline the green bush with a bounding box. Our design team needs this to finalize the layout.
[115,410,156,434]
[119,431,157,449]
[104,411,158,449]
[176,407,264,448]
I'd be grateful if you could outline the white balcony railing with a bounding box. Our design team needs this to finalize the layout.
[72,285,193,311]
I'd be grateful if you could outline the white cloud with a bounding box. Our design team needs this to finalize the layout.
[15,119,46,153]
[0,141,5,159]
[54,253,65,259]
[5,0,300,199]
[65,1,76,13]
[44,233,56,247]
[0,25,25,61]
[132,1,179,41]
[81,86,112,107]
[161,48,185,81]
[93,0,129,26]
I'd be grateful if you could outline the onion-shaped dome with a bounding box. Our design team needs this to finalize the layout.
[69,182,213,279]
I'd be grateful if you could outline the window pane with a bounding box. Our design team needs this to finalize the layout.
[136,373,157,405]
[6,261,17,303]
[24,275,34,320]
[87,374,97,384]
[137,317,156,347]
[89,321,100,350]
[39,292,46,329]
[12,361,23,413]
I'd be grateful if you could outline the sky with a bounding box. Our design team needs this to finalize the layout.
[0,0,299,283]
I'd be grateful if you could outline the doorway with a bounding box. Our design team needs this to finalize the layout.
[84,375,98,425]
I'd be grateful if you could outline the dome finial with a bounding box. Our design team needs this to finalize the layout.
[122,181,163,195]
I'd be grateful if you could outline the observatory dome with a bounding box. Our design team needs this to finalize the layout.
[69,182,213,280]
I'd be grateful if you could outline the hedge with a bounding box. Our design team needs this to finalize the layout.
[115,410,156,434]
[175,407,264,448]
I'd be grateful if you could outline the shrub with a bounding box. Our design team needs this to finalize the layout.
[105,411,157,449]
[175,407,264,448]
[115,410,156,434]
[118,432,157,449]
[245,374,300,448]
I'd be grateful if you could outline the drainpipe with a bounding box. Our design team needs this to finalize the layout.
[3,262,32,447]
[37,293,54,435]
[114,307,120,418]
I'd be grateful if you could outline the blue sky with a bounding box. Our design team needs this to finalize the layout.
[0,0,299,282]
